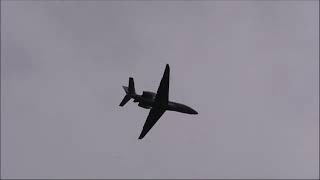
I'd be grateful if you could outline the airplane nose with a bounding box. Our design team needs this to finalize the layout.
[189,107,198,114]
[179,103,198,114]
[191,109,198,114]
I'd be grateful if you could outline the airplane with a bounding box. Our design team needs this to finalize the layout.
[119,64,198,139]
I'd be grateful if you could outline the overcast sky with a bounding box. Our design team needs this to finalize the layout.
[1,1,319,179]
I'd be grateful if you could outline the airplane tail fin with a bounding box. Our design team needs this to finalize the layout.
[119,77,136,106]
[128,77,135,95]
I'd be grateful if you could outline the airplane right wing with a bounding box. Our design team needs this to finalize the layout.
[154,64,170,106]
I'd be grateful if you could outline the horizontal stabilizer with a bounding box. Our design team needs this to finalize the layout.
[119,95,131,106]
[122,86,129,94]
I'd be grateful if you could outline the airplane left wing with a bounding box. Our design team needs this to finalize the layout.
[138,107,165,139]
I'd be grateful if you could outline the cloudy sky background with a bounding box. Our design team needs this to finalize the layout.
[1,1,319,179]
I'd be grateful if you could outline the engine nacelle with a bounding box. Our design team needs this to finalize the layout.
[142,91,156,100]
[138,102,152,109]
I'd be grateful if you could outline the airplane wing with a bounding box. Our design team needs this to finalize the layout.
[138,64,170,139]
[138,107,166,139]
[154,64,170,105]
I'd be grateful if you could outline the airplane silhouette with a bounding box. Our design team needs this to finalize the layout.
[119,64,198,139]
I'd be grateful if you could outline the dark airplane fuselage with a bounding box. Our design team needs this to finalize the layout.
[131,94,198,114]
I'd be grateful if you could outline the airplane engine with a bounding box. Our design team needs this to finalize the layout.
[138,102,152,109]
[142,91,156,100]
